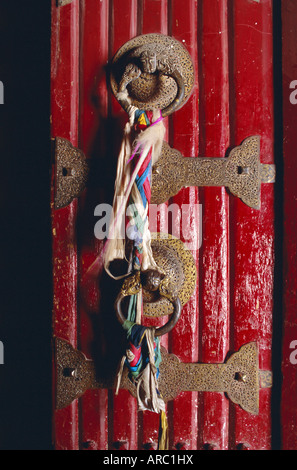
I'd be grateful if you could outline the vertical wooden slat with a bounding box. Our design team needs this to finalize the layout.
[78,0,109,450]
[142,0,168,35]
[198,0,230,450]
[168,0,199,451]
[229,0,274,450]
[51,0,80,450]
[281,0,297,451]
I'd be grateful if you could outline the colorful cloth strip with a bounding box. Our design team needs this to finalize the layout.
[123,321,161,381]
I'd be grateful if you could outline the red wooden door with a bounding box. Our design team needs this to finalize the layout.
[51,0,276,450]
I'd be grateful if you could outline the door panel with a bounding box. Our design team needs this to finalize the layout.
[51,0,275,450]
[166,1,199,451]
[51,1,80,450]
[197,0,230,450]
[228,1,274,450]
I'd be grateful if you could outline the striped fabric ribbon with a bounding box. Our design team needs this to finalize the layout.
[113,108,169,450]
[126,109,155,321]
[122,320,162,381]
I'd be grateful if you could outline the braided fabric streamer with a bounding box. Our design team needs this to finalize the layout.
[103,99,165,280]
[115,321,169,451]
[107,100,168,449]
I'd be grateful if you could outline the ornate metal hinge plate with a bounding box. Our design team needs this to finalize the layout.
[53,137,89,209]
[151,136,275,210]
[54,337,272,415]
[53,136,274,211]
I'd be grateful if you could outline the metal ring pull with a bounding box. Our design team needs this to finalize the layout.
[117,51,186,117]
[115,269,182,337]
[110,34,194,118]
[115,294,181,337]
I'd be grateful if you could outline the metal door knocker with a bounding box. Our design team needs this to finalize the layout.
[53,35,275,211]
[114,232,197,336]
[115,269,182,337]
[110,33,194,117]
[104,34,196,449]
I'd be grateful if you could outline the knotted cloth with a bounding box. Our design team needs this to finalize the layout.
[104,94,168,449]
[103,95,165,279]
[115,321,168,450]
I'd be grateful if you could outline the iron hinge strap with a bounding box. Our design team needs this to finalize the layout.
[53,136,275,211]
[54,337,272,415]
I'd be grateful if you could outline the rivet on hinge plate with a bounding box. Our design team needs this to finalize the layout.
[54,337,272,415]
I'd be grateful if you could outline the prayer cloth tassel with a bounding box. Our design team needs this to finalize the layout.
[110,103,169,449]
[158,410,169,451]
[103,98,165,280]
[115,321,169,450]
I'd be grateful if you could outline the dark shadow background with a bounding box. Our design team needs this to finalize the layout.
[0,0,52,449]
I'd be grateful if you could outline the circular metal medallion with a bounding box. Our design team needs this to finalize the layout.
[143,233,197,317]
[110,34,194,116]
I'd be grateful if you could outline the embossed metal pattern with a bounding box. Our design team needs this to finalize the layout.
[55,338,272,415]
[115,234,196,318]
[110,34,194,116]
[225,136,261,210]
[260,164,276,184]
[151,136,275,210]
[54,137,89,209]
[143,234,197,317]
[54,136,275,211]
[119,270,142,297]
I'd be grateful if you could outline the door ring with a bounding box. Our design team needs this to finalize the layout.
[115,292,182,337]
